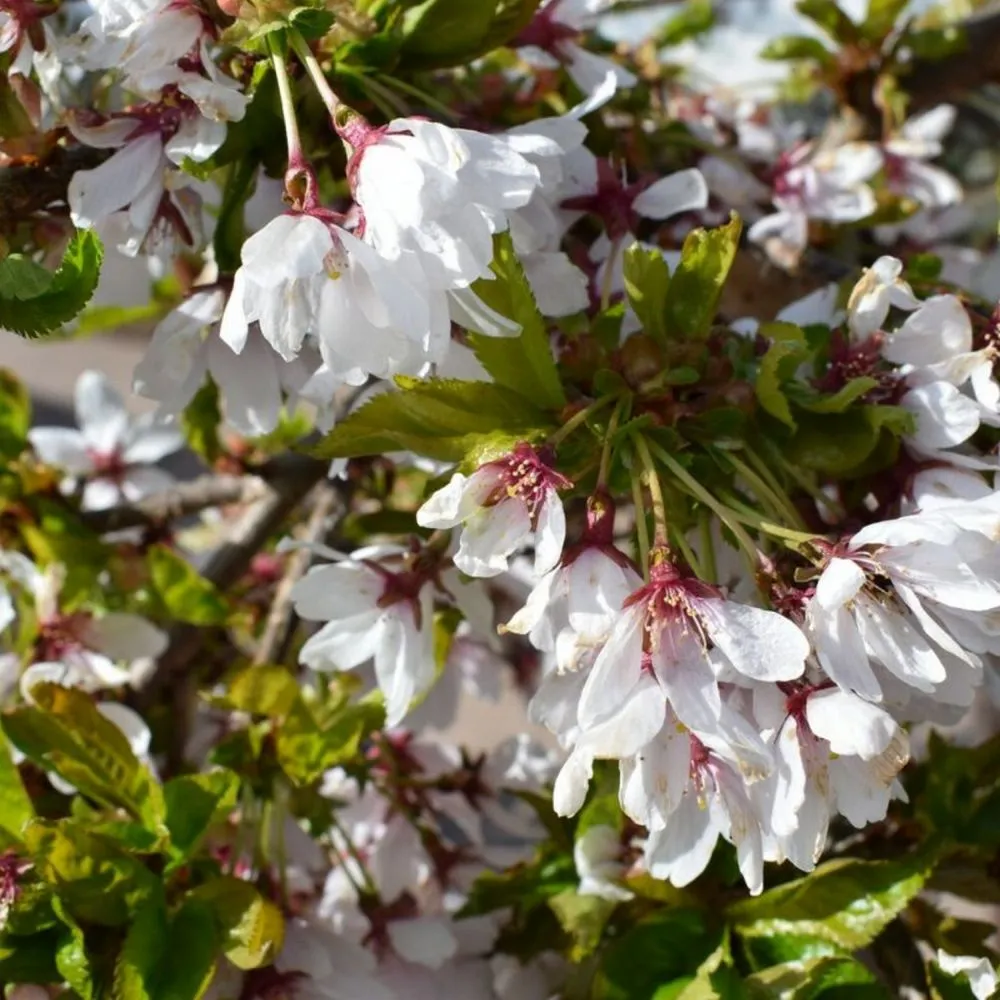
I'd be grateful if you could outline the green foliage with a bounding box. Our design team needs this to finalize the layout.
[182,380,225,465]
[311,376,554,463]
[469,232,568,410]
[147,544,232,626]
[548,889,617,962]
[0,367,31,460]
[745,955,882,999]
[759,35,836,63]
[397,0,541,69]
[623,244,673,346]
[163,769,241,862]
[729,849,937,965]
[4,683,165,830]
[663,214,742,341]
[909,732,1000,847]
[656,0,716,46]
[0,230,104,338]
[0,733,33,842]
[795,0,859,42]
[188,876,285,969]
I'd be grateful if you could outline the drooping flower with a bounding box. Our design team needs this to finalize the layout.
[28,370,183,511]
[416,444,572,578]
[882,106,962,212]
[846,255,920,339]
[220,212,443,377]
[348,114,543,292]
[574,824,633,901]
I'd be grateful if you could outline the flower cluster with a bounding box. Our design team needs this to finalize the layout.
[3,0,1000,994]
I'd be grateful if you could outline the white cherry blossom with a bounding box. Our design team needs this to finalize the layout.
[29,370,182,511]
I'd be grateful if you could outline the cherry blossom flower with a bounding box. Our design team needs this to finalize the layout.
[28,370,183,511]
[0,556,166,693]
[574,824,633,901]
[220,212,442,376]
[417,444,572,578]
[576,555,809,737]
[847,255,920,338]
[936,952,999,1000]
[883,106,962,212]
[749,141,881,269]
[515,0,637,96]
[134,289,323,436]
[290,545,436,727]
[348,114,543,291]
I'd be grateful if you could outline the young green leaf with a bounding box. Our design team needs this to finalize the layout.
[623,244,672,345]
[26,819,161,927]
[3,684,165,830]
[0,733,34,843]
[148,544,232,626]
[189,876,285,970]
[663,213,742,341]
[0,230,104,339]
[548,889,617,962]
[744,955,881,1000]
[0,367,30,459]
[759,34,836,62]
[468,232,567,410]
[728,850,938,954]
[164,769,241,862]
[311,377,554,462]
[156,900,220,1000]
[112,899,169,1000]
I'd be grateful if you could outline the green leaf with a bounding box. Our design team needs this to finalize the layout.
[783,409,878,476]
[26,819,160,926]
[786,377,878,414]
[657,0,715,45]
[182,379,224,464]
[156,900,220,1000]
[164,769,241,861]
[548,889,617,962]
[760,34,835,62]
[862,0,908,39]
[594,910,720,1000]
[277,697,385,786]
[289,4,336,37]
[0,230,104,338]
[756,335,811,429]
[729,850,938,953]
[310,377,553,462]
[623,243,672,345]
[663,213,742,341]
[794,0,858,41]
[54,900,97,1000]
[400,0,494,65]
[3,684,165,829]
[148,543,232,625]
[674,943,748,1000]
[214,664,301,717]
[189,876,285,970]
[745,956,881,999]
[0,733,33,842]
[398,0,539,68]
[214,157,257,275]
[0,931,62,983]
[468,232,567,410]
[112,899,168,1000]
[0,367,30,458]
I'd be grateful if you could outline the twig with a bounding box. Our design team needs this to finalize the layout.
[252,481,342,666]
[82,473,270,534]
[138,452,328,706]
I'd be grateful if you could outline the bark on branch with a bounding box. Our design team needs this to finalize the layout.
[82,473,271,534]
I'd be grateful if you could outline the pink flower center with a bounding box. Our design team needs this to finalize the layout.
[562,159,659,241]
[36,611,92,661]
[514,1,581,52]
[481,443,572,529]
[625,555,719,653]
[87,447,128,482]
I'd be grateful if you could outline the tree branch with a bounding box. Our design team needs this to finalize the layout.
[252,481,342,666]
[82,473,270,534]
